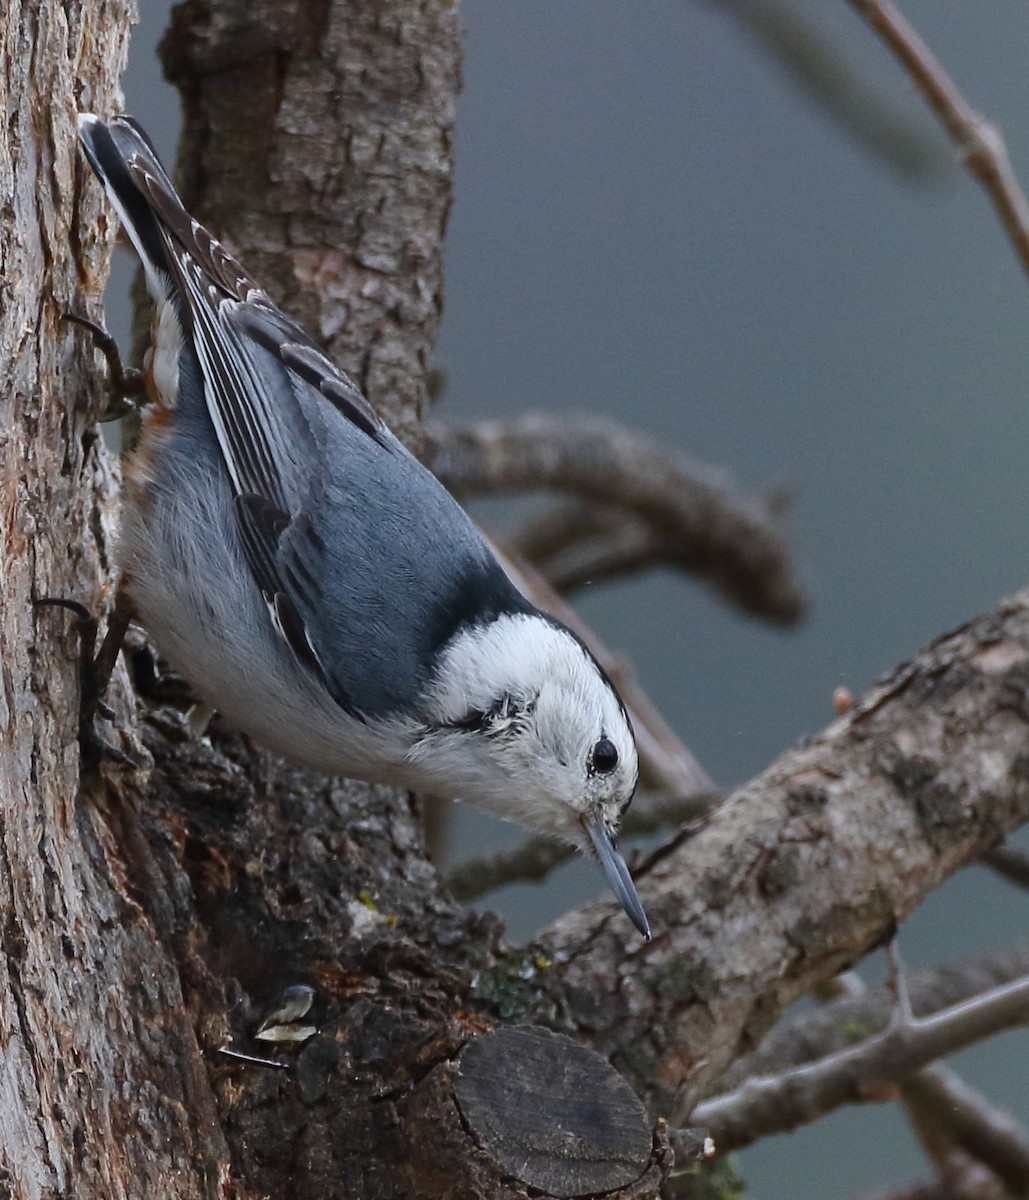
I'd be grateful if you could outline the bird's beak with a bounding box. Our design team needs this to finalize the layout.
[582,812,651,940]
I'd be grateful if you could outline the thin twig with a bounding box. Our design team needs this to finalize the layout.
[825,967,1029,1193]
[723,947,1029,1092]
[690,973,1029,1153]
[901,1065,1029,1196]
[848,0,1029,277]
[512,498,617,567]
[514,500,729,597]
[445,792,716,903]
[423,416,806,625]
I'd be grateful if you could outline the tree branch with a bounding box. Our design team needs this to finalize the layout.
[512,497,790,602]
[511,499,668,595]
[847,0,1029,278]
[533,590,1029,1125]
[702,954,1029,1187]
[689,973,1029,1152]
[901,1065,1029,1196]
[720,946,1029,1092]
[422,416,806,625]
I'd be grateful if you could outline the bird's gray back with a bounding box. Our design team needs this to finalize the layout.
[288,395,528,716]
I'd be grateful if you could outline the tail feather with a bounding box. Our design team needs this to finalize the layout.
[77,113,183,294]
[78,113,262,310]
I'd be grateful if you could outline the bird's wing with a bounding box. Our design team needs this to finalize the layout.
[177,275,398,719]
[79,116,395,716]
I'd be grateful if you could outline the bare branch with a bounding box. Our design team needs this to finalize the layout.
[512,497,618,567]
[901,1065,1029,1196]
[422,416,806,625]
[826,967,1029,1193]
[512,500,664,594]
[513,499,748,599]
[847,0,1029,277]
[446,834,575,904]
[446,793,717,903]
[721,946,1029,1092]
[982,844,1029,891]
[690,973,1029,1152]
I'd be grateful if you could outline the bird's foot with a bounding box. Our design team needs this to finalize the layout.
[63,313,146,422]
[36,596,136,770]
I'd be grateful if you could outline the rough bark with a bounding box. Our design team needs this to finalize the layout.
[535,595,1029,1123]
[161,0,455,443]
[0,3,230,1197]
[0,2,665,1198]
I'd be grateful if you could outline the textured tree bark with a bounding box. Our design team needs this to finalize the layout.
[56,2,665,1198]
[161,0,456,443]
[0,3,230,1197]
[536,594,1029,1123]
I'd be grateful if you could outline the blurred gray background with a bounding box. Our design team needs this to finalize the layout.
[111,2,1029,1195]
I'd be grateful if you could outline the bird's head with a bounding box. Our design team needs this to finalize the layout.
[409,613,649,938]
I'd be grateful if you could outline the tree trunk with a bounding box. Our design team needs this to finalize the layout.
[1,2,229,1196]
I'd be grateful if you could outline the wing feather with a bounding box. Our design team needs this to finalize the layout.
[83,116,493,718]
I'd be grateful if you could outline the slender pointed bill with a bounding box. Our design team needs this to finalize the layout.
[583,812,651,940]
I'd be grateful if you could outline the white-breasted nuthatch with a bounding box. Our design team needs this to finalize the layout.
[75,114,650,939]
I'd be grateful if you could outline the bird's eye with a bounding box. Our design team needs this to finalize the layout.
[590,737,619,775]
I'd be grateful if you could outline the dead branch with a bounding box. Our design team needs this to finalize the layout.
[693,947,1029,1187]
[901,1066,1029,1196]
[689,973,1029,1152]
[536,590,1029,1126]
[825,966,1029,1193]
[511,499,663,594]
[422,416,806,625]
[511,497,618,567]
[720,945,1029,1091]
[847,0,1029,277]
[512,498,743,599]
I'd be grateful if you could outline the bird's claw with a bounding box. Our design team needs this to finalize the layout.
[79,724,138,771]
[62,313,146,420]
[35,595,135,771]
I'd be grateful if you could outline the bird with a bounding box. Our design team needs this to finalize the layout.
[74,113,650,940]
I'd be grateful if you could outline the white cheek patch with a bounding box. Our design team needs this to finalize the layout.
[419,613,639,829]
